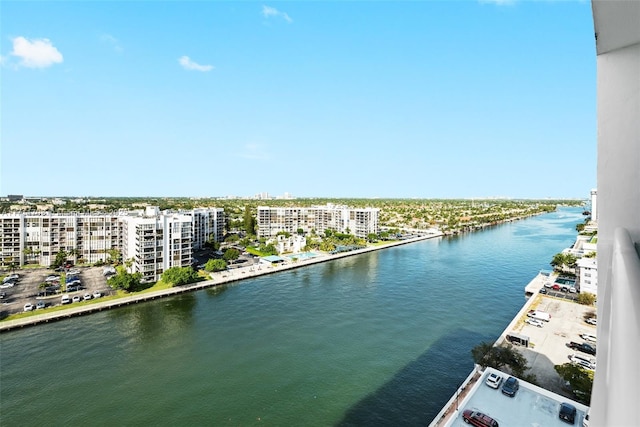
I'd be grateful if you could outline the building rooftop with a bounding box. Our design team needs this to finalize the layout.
[431,367,589,427]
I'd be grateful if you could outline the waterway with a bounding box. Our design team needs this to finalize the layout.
[0,207,584,426]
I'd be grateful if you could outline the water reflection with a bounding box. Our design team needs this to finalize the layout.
[110,294,196,346]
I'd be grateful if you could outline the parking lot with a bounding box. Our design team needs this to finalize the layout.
[510,295,597,397]
[0,266,113,318]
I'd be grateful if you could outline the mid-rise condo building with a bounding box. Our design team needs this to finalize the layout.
[0,206,225,282]
[257,204,379,239]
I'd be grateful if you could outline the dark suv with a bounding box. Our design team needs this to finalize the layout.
[501,376,519,397]
[559,402,577,424]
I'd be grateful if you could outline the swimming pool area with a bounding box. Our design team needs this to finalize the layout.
[286,252,319,260]
[555,277,576,285]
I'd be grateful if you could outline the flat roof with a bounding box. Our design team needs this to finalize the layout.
[433,367,589,427]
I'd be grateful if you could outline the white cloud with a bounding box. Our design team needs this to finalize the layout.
[238,143,270,161]
[262,5,292,23]
[100,33,123,53]
[178,55,214,72]
[10,36,63,68]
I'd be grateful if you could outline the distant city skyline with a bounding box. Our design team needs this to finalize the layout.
[1,1,596,199]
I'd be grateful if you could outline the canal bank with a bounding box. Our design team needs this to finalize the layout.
[0,207,585,426]
[0,231,444,332]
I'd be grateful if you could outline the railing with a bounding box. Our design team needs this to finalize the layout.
[597,228,640,426]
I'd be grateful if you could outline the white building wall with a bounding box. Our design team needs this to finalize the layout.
[591,1,640,423]
[577,257,598,296]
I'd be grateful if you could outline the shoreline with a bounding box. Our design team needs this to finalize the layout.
[428,272,547,426]
[0,231,444,333]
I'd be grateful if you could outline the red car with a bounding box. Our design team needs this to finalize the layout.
[552,284,561,290]
[462,409,499,427]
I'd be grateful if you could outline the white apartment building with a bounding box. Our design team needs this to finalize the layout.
[0,206,225,282]
[576,256,598,296]
[257,204,379,239]
[589,188,597,222]
[1,212,122,267]
[120,209,194,283]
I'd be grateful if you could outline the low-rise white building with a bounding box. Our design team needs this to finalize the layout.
[577,256,598,296]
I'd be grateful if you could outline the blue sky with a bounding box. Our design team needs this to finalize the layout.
[1,1,596,199]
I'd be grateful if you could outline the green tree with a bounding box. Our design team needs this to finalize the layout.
[107,248,122,265]
[243,206,256,235]
[23,247,33,264]
[223,248,240,263]
[471,342,531,377]
[297,228,304,235]
[205,259,227,272]
[555,363,593,404]
[161,266,199,286]
[225,234,240,243]
[52,250,68,268]
[367,233,378,242]
[258,244,277,256]
[108,270,142,291]
[577,292,596,306]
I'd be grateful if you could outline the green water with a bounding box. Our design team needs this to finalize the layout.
[0,208,583,426]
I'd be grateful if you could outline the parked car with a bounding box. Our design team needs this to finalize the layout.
[559,402,577,424]
[61,294,71,304]
[570,354,596,370]
[45,275,59,282]
[580,334,597,343]
[93,291,102,299]
[0,282,15,289]
[501,376,519,397]
[23,303,34,312]
[526,318,544,328]
[544,282,553,288]
[36,301,46,309]
[569,286,577,293]
[462,409,499,427]
[552,284,561,290]
[67,269,81,275]
[567,341,597,355]
[0,292,6,299]
[527,310,551,322]
[3,274,19,283]
[485,373,502,389]
[539,288,548,294]
[72,295,81,303]
[83,293,92,301]
[585,317,597,325]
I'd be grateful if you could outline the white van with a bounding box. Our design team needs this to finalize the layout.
[527,310,551,322]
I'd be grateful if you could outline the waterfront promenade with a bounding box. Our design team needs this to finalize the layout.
[0,231,443,332]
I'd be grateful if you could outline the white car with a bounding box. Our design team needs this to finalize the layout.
[485,372,502,389]
[23,303,34,312]
[585,317,597,325]
[526,318,544,327]
[93,291,102,299]
[61,294,71,304]
[83,293,92,301]
[72,295,81,303]
[0,282,15,289]
[3,274,19,283]
[580,333,597,343]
